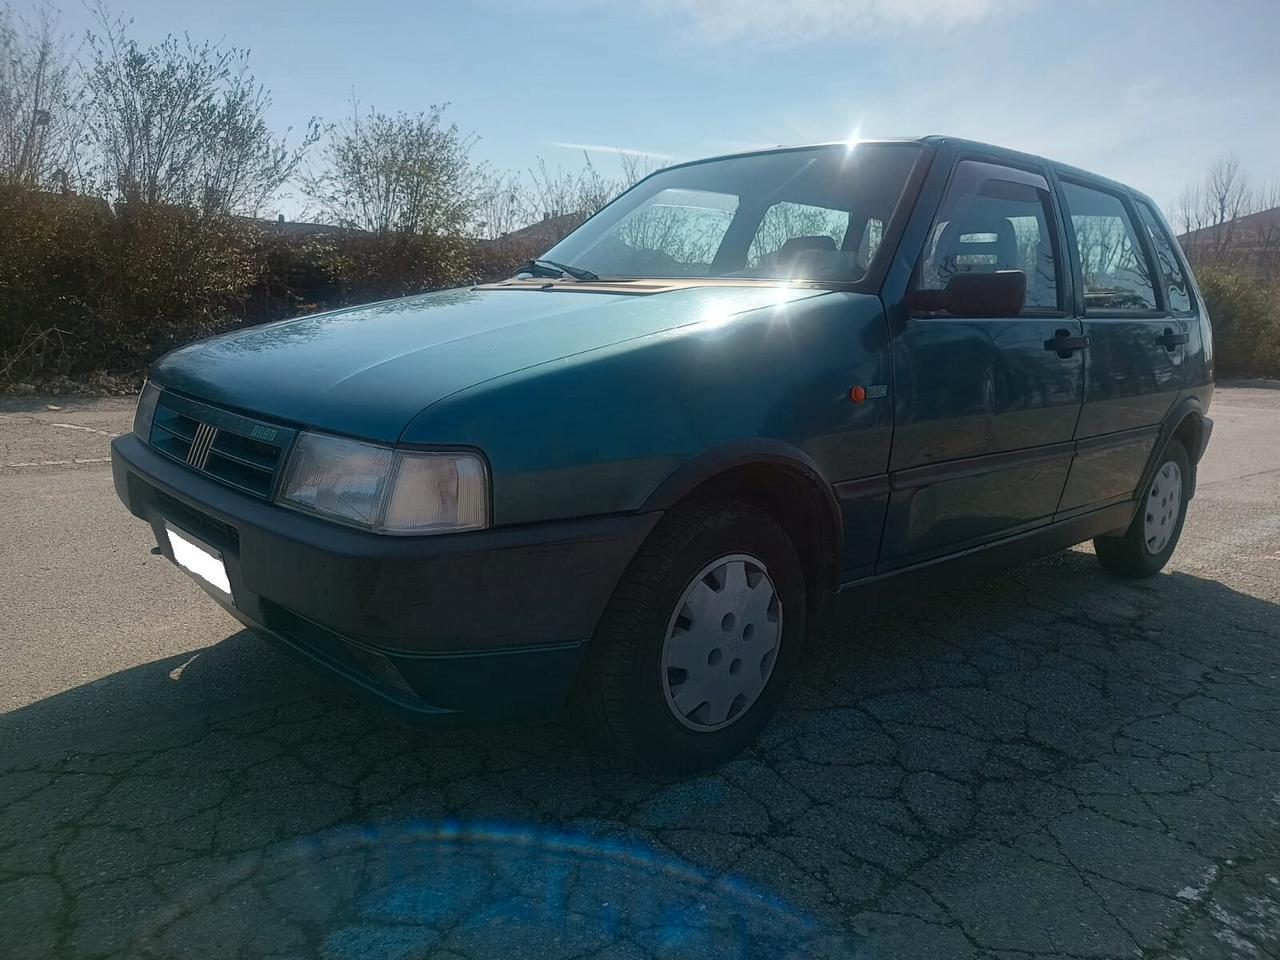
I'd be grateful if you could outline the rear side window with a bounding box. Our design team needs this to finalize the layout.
[915,161,1062,312]
[1136,201,1193,314]
[1060,181,1158,313]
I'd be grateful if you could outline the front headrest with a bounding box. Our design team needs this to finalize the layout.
[774,235,839,259]
[939,215,1017,271]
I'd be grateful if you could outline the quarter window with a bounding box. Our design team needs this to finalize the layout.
[1060,182,1158,313]
[1136,201,1193,314]
[915,163,1062,312]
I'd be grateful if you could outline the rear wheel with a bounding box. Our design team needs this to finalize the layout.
[1094,438,1191,579]
[580,500,805,773]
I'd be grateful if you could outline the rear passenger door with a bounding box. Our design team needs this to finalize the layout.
[1056,178,1185,514]
[882,158,1083,567]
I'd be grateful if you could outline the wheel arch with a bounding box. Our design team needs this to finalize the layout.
[640,441,843,605]
[1143,397,1207,500]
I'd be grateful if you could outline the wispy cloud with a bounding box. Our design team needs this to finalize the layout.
[613,0,1034,44]
[547,141,676,160]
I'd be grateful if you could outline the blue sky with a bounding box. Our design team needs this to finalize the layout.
[52,0,1279,218]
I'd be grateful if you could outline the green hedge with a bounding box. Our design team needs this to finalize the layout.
[1195,265,1280,379]
[0,187,534,382]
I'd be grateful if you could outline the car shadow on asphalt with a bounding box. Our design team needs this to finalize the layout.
[4,550,1280,959]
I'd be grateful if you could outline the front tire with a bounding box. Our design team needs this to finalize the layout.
[580,500,806,774]
[1094,438,1191,579]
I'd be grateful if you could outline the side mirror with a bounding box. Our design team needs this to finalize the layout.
[909,270,1027,317]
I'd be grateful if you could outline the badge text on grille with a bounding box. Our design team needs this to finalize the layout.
[187,422,219,469]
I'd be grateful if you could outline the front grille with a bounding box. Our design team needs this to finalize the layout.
[149,393,294,499]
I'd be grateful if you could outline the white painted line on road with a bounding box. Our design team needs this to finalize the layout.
[49,422,120,438]
[3,457,112,468]
[1200,466,1280,488]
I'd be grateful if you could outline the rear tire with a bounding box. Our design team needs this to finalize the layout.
[579,500,806,774]
[1094,438,1191,579]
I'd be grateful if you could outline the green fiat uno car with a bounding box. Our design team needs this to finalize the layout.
[113,137,1214,771]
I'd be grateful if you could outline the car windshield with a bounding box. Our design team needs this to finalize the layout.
[541,142,922,284]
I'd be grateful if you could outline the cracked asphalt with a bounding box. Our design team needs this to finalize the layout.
[2,386,1280,959]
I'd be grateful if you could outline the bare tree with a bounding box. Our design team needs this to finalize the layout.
[303,100,483,236]
[1178,153,1253,255]
[1177,152,1280,276]
[525,153,614,224]
[80,9,317,214]
[472,169,527,240]
[513,151,661,241]
[0,3,78,189]
[1252,177,1280,277]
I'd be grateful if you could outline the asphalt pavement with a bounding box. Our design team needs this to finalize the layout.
[2,386,1279,959]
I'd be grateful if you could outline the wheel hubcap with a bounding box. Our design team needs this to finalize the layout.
[660,553,782,732]
[1143,460,1182,555]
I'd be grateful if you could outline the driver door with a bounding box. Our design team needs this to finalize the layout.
[881,158,1084,568]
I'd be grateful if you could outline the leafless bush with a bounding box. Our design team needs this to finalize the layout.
[474,151,662,243]
[303,100,484,235]
[525,152,658,223]
[0,322,69,383]
[80,6,318,215]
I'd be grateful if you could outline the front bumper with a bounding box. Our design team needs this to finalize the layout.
[112,433,659,724]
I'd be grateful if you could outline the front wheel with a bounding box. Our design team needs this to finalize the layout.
[579,500,806,773]
[1094,438,1191,579]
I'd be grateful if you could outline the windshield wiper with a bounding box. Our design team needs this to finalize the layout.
[513,258,600,282]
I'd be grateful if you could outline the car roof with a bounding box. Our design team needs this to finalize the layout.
[663,136,1161,211]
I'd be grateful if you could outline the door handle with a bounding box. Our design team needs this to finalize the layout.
[1157,327,1189,350]
[1044,329,1090,358]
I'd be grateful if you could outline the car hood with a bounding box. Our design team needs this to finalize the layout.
[152,284,831,442]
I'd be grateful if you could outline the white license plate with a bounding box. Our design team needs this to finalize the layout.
[164,522,233,600]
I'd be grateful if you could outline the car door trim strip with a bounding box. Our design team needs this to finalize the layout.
[890,440,1076,492]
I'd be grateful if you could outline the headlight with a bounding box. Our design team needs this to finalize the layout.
[278,432,489,535]
[134,380,161,440]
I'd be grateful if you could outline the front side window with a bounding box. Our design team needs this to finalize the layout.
[1060,181,1158,313]
[1136,201,1193,314]
[915,161,1062,312]
[543,143,922,284]
[747,201,850,268]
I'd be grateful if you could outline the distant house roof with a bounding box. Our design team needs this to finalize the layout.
[241,215,360,237]
[32,190,112,217]
[1178,206,1280,278]
[1179,205,1280,251]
